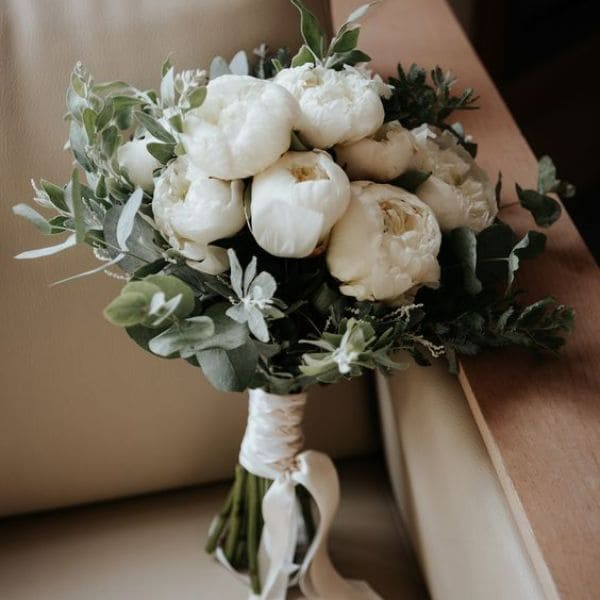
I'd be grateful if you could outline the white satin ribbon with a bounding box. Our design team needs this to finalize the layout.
[235,389,382,600]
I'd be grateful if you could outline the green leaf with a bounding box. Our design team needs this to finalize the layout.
[290,0,325,59]
[332,27,360,53]
[450,227,481,295]
[82,108,97,143]
[116,188,144,250]
[12,204,51,234]
[69,170,86,243]
[187,86,207,110]
[291,45,316,68]
[14,233,77,259]
[346,1,381,23]
[149,317,215,357]
[516,184,561,228]
[507,231,546,289]
[191,303,248,351]
[196,341,258,392]
[146,142,175,164]
[209,56,231,79]
[537,155,557,194]
[144,274,195,317]
[326,49,371,70]
[69,121,93,171]
[103,205,162,272]
[102,126,120,158]
[390,169,431,193]
[104,292,149,327]
[229,50,249,76]
[134,111,176,144]
[95,101,114,131]
[41,180,68,211]
[160,65,175,107]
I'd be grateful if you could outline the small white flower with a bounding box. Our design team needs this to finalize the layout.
[335,120,417,182]
[327,181,441,302]
[225,250,284,342]
[410,127,498,232]
[251,150,351,258]
[152,156,245,274]
[117,136,162,191]
[274,64,384,149]
[181,74,299,180]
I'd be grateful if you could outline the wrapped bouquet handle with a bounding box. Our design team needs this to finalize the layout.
[212,389,382,600]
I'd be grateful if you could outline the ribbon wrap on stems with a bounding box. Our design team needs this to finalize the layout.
[235,388,382,600]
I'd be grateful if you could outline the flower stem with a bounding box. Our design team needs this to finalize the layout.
[224,464,247,563]
[247,473,261,594]
[205,486,234,553]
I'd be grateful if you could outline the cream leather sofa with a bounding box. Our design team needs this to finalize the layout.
[1,1,544,598]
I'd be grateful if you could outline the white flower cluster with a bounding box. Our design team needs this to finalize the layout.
[117,66,497,303]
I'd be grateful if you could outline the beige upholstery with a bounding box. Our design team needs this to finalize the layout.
[377,362,546,600]
[0,0,376,518]
[0,459,428,600]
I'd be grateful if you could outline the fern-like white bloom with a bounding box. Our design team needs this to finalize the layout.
[327,181,441,302]
[274,65,385,149]
[181,75,299,180]
[152,157,245,274]
[251,150,351,258]
[410,126,498,232]
[335,120,417,181]
[117,136,162,191]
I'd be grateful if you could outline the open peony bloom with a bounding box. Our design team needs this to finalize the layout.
[181,75,299,180]
[274,65,385,149]
[327,181,441,302]
[152,156,245,274]
[117,136,162,191]
[251,150,350,258]
[410,126,498,232]
[335,120,417,182]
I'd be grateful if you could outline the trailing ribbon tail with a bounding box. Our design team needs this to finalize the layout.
[254,450,382,600]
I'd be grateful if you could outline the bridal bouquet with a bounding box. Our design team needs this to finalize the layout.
[14,1,574,598]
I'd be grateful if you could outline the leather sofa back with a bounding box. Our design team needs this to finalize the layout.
[0,0,376,517]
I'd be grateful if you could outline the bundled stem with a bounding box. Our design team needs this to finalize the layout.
[205,464,316,594]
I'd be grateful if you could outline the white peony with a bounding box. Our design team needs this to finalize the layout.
[181,74,299,180]
[326,181,441,302]
[410,126,497,232]
[117,136,162,191]
[274,64,385,149]
[251,150,350,258]
[335,120,417,182]
[152,157,245,274]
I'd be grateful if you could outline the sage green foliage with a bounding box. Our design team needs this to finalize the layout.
[515,156,575,228]
[289,0,378,70]
[12,0,574,396]
[384,63,479,155]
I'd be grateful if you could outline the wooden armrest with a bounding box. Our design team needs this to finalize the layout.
[331,1,600,598]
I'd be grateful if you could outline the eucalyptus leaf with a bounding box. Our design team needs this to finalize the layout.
[516,184,561,228]
[104,291,150,327]
[144,274,195,317]
[149,317,215,357]
[196,341,258,392]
